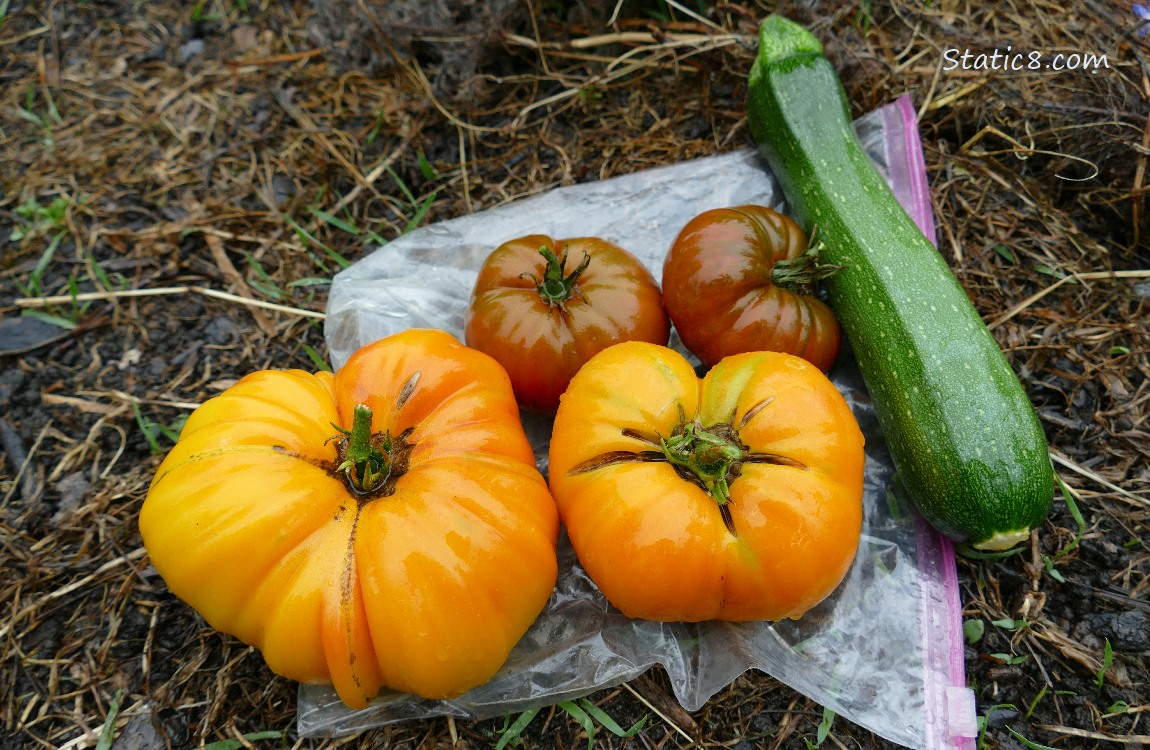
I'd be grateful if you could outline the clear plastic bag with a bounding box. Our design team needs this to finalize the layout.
[307,95,977,750]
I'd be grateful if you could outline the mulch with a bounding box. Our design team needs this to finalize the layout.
[1,0,1147,748]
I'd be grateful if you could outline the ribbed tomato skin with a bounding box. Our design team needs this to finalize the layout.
[466,234,669,413]
[140,329,559,708]
[662,205,841,372]
[548,341,864,622]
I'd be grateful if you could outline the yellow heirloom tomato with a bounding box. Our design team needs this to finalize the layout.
[548,341,864,622]
[139,329,559,709]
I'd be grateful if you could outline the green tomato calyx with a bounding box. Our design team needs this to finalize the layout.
[771,238,843,291]
[661,418,746,512]
[330,404,413,496]
[523,245,591,313]
[337,404,387,491]
[565,398,809,538]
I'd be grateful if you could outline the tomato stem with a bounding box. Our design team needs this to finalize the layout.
[569,402,808,537]
[661,420,746,509]
[771,240,843,290]
[526,245,591,312]
[338,404,388,492]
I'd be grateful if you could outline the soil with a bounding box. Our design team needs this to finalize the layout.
[1,1,1147,749]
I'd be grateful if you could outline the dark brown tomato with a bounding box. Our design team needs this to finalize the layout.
[465,234,670,413]
[662,205,841,372]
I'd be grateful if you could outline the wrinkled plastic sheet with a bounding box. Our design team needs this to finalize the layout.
[308,95,977,750]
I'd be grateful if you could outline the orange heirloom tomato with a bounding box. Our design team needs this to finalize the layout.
[662,205,842,372]
[548,341,864,622]
[139,329,559,709]
[465,234,670,413]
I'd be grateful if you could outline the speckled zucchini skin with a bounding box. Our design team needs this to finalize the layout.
[746,16,1053,548]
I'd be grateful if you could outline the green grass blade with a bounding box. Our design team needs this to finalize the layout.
[308,206,360,235]
[319,245,352,269]
[387,167,417,204]
[1042,554,1066,583]
[1096,638,1112,696]
[816,706,835,746]
[558,700,596,750]
[22,309,77,330]
[403,192,437,234]
[302,344,330,372]
[1025,685,1047,720]
[29,231,65,292]
[130,401,163,455]
[494,708,540,750]
[577,698,646,737]
[241,252,285,300]
[417,150,438,179]
[284,215,332,252]
[16,107,46,127]
[1006,727,1058,750]
[94,689,123,750]
[1054,472,1085,556]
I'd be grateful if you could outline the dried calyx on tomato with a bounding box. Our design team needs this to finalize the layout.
[139,329,559,709]
[549,341,864,622]
[662,205,842,372]
[465,234,670,413]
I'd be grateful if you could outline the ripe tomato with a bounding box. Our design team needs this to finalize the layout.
[548,341,864,622]
[662,205,841,371]
[139,329,559,708]
[465,234,670,413]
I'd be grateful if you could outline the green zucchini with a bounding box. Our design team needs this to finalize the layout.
[746,16,1053,550]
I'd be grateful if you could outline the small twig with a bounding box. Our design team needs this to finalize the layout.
[40,392,122,415]
[1,420,50,508]
[607,0,625,27]
[1050,451,1148,509]
[104,389,202,411]
[917,54,946,119]
[458,126,472,215]
[620,682,694,744]
[204,233,275,336]
[1132,71,1150,246]
[960,124,1100,181]
[1037,725,1150,745]
[503,31,748,51]
[662,0,726,32]
[926,78,988,111]
[15,286,325,320]
[224,48,324,68]
[987,270,1150,330]
[0,25,50,47]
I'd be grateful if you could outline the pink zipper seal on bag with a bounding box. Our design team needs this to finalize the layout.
[883,94,978,750]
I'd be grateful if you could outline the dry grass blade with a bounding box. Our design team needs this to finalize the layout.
[15,287,326,320]
[620,681,694,744]
[1050,452,1149,508]
[1038,725,1150,744]
[987,270,1150,330]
